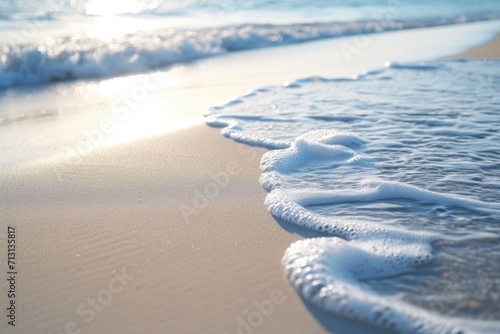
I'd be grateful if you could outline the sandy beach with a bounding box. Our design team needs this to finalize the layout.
[451,33,500,58]
[1,22,500,334]
[0,123,391,334]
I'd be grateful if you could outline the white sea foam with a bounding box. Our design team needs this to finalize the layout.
[283,237,500,334]
[1,14,500,89]
[206,60,500,333]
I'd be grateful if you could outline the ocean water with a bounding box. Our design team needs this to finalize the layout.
[1,1,500,333]
[1,0,500,88]
[206,59,500,333]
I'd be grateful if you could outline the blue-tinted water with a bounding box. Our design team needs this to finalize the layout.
[0,0,499,88]
[206,59,500,333]
[1,2,500,332]
[2,0,500,21]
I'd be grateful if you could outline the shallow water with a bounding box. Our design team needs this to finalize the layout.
[206,59,500,333]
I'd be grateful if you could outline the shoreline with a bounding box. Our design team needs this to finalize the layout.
[2,19,500,165]
[1,25,500,334]
[448,33,500,58]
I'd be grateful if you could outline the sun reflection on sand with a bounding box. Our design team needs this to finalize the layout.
[85,70,190,146]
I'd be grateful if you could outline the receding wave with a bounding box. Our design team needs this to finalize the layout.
[1,13,499,89]
[205,60,500,333]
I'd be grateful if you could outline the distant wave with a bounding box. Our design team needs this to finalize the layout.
[1,13,499,89]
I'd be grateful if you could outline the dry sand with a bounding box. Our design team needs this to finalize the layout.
[450,33,500,59]
[0,125,387,334]
[1,24,500,334]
